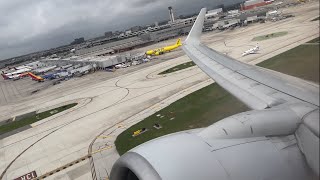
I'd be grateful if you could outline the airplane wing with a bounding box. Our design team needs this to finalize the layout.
[183,8,319,110]
[110,8,319,180]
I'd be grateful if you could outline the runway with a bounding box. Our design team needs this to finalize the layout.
[0,2,319,179]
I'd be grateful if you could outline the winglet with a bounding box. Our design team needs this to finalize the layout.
[185,8,207,45]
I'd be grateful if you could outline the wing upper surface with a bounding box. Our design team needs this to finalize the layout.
[183,8,319,109]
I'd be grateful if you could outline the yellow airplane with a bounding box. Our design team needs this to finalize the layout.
[146,38,182,56]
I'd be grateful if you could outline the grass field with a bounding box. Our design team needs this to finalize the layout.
[159,61,195,75]
[252,31,288,41]
[0,103,77,135]
[258,38,319,83]
[115,37,319,155]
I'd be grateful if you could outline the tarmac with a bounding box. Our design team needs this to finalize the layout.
[0,1,319,179]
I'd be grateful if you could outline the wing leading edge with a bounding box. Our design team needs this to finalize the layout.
[183,8,319,110]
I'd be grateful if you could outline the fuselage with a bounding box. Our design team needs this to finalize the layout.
[242,46,259,56]
[146,39,182,56]
[1,68,32,80]
[27,72,44,81]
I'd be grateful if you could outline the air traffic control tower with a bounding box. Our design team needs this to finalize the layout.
[168,6,175,23]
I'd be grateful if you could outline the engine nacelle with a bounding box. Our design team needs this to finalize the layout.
[110,104,318,180]
[110,132,315,180]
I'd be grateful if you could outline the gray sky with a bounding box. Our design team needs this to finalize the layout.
[0,0,241,60]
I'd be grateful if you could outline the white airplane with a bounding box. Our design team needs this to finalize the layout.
[115,63,127,69]
[1,67,32,80]
[9,68,31,75]
[110,9,319,180]
[242,44,260,56]
[6,74,21,80]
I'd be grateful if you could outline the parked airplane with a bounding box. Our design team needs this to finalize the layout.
[242,44,260,56]
[115,63,127,69]
[115,63,130,69]
[1,67,32,80]
[27,72,44,82]
[3,74,20,80]
[110,8,319,180]
[42,73,58,80]
[146,38,182,56]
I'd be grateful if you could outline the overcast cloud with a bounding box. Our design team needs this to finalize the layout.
[0,0,241,60]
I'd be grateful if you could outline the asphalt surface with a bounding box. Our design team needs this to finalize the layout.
[0,2,319,180]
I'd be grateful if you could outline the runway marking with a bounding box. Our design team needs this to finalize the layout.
[97,135,112,139]
[32,155,91,180]
[91,146,113,155]
[4,12,318,177]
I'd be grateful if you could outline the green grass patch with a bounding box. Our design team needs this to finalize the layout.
[252,31,288,41]
[258,38,319,83]
[311,16,319,21]
[115,84,249,155]
[0,103,77,135]
[159,61,196,75]
[115,37,319,155]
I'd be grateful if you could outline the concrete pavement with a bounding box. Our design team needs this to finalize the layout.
[0,2,318,179]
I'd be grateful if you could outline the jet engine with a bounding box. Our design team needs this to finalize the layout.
[110,104,318,180]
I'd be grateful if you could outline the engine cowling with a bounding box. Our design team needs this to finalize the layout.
[110,104,318,180]
[110,131,316,180]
